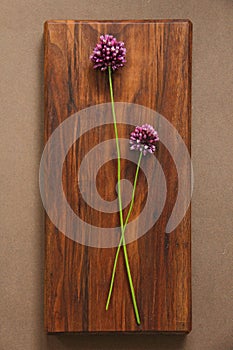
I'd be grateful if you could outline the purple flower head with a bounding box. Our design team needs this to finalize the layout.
[90,34,126,71]
[130,124,159,156]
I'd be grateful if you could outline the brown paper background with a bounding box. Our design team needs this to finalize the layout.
[0,0,232,349]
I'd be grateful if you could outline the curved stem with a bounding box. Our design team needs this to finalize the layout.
[123,151,143,228]
[107,67,140,324]
[106,152,142,325]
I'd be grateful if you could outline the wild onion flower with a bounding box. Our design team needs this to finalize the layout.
[91,35,140,325]
[130,124,159,156]
[90,34,126,71]
[106,125,159,324]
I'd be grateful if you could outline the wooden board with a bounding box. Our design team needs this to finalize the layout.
[44,19,192,333]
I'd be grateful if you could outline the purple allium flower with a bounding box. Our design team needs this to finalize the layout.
[130,124,159,156]
[90,34,126,71]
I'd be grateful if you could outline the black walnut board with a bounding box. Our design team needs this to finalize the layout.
[44,20,192,333]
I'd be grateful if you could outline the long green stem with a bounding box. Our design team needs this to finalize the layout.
[107,66,140,324]
[105,152,142,318]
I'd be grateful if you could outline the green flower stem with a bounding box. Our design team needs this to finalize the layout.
[107,66,140,325]
[108,66,124,229]
[105,151,142,324]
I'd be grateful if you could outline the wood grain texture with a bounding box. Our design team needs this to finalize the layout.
[44,20,192,333]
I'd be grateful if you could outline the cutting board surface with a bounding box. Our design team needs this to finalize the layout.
[44,19,192,333]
